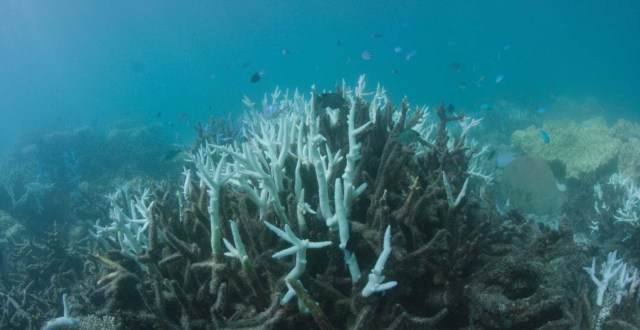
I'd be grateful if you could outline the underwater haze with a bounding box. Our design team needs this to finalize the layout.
[3,1,640,329]
[1,0,639,150]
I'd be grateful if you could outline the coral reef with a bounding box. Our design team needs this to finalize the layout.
[0,123,178,232]
[3,78,638,329]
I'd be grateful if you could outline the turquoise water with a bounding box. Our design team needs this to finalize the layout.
[1,1,638,149]
[2,2,640,328]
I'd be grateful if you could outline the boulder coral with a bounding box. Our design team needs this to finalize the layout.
[511,117,621,179]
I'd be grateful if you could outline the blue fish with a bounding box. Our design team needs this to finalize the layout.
[262,103,280,118]
[405,50,417,61]
[537,107,547,114]
[540,129,550,144]
[479,103,491,111]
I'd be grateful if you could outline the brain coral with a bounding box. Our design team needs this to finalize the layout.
[511,117,621,179]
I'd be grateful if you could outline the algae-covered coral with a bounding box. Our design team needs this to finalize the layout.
[511,117,622,179]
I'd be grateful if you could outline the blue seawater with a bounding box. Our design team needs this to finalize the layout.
[0,1,638,151]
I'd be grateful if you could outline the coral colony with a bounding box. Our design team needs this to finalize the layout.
[5,76,638,329]
[84,75,496,328]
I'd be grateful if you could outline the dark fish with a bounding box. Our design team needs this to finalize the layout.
[398,129,430,148]
[450,62,464,72]
[241,61,251,70]
[540,129,550,144]
[391,68,399,76]
[398,129,421,146]
[163,146,188,162]
[250,71,264,83]
[337,38,342,46]
[371,32,384,38]
[316,93,348,110]
[156,111,162,118]
[447,104,455,113]
[344,231,361,255]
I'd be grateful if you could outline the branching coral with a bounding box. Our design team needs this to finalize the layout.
[79,76,587,329]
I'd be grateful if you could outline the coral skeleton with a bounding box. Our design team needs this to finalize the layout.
[361,226,397,297]
[42,294,78,330]
[265,222,331,308]
[583,250,624,306]
[91,183,157,259]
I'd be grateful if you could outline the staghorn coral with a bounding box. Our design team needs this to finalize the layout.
[77,77,593,329]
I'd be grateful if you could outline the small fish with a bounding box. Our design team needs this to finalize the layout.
[344,231,361,255]
[317,93,349,110]
[536,107,547,114]
[457,82,468,90]
[450,62,464,72]
[447,104,456,114]
[262,103,280,118]
[539,129,550,144]
[479,103,491,111]
[398,129,421,146]
[156,111,162,118]
[241,61,251,70]
[361,50,372,60]
[393,46,403,53]
[390,68,399,76]
[496,151,517,168]
[371,32,384,38]
[281,48,290,56]
[405,50,417,61]
[503,44,511,51]
[163,146,188,162]
[495,75,504,83]
[250,71,264,83]
[337,38,342,46]
[216,134,234,145]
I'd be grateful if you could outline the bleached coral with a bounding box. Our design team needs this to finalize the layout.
[91,182,158,259]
